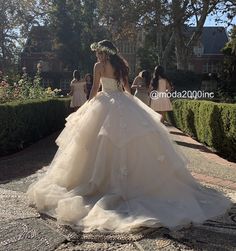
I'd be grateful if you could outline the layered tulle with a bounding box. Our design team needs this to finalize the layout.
[27,78,232,232]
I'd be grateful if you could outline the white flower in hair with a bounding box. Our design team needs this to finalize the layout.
[90,40,118,55]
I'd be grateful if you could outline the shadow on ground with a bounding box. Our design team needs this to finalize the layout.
[0,132,59,183]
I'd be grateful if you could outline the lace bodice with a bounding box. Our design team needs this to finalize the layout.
[101,77,123,92]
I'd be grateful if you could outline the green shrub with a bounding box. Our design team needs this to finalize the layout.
[0,98,71,155]
[167,99,236,161]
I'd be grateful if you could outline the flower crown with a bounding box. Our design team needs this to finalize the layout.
[90,42,117,55]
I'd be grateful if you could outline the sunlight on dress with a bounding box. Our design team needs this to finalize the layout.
[27,77,232,233]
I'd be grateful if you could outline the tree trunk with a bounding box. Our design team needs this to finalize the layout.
[172,0,216,70]
[175,36,189,70]
[154,0,162,66]
[172,0,189,70]
[161,32,175,71]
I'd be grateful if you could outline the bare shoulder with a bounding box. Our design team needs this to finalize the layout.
[136,76,143,81]
[71,79,76,85]
[94,62,103,70]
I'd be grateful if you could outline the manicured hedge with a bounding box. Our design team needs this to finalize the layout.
[0,98,71,155]
[167,99,236,161]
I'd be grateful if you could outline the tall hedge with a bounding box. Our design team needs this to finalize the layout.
[0,98,71,155]
[167,99,236,161]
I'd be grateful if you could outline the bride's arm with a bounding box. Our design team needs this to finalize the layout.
[88,63,101,100]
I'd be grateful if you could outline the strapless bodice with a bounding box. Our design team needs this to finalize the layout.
[101,77,123,92]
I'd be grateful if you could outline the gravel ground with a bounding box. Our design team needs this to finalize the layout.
[0,127,236,251]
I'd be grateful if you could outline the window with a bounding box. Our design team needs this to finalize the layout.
[203,63,208,73]
[212,63,218,73]
[202,62,220,74]
[188,64,194,71]
[193,46,204,57]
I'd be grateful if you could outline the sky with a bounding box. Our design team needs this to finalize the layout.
[203,13,235,33]
[205,16,235,26]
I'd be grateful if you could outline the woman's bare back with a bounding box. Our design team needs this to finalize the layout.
[99,61,116,79]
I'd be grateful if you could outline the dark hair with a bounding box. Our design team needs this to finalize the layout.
[95,40,129,82]
[73,70,80,80]
[141,70,151,88]
[151,65,168,90]
[85,73,93,82]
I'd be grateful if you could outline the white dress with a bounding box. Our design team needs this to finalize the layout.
[150,79,173,111]
[70,80,87,107]
[133,80,150,106]
[27,77,231,233]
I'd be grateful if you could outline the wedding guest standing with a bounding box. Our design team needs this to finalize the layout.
[69,70,87,111]
[150,65,173,123]
[131,70,151,105]
[84,73,93,100]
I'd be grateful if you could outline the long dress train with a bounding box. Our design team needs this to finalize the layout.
[27,77,232,232]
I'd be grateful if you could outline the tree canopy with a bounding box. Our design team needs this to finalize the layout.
[1,0,235,72]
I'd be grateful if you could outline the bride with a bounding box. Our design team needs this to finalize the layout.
[27,40,232,232]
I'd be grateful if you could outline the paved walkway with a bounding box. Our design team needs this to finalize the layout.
[168,126,236,191]
[0,125,235,251]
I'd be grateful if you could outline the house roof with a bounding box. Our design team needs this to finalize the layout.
[188,26,228,54]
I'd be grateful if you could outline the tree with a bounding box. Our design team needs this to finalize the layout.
[97,0,235,70]
[0,0,48,71]
[49,0,83,70]
[80,0,108,72]
[222,26,236,82]
[98,0,175,70]
[170,0,221,69]
[49,0,107,73]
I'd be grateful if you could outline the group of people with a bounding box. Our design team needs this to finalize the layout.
[131,66,173,123]
[27,39,232,233]
[69,65,173,123]
[69,70,93,111]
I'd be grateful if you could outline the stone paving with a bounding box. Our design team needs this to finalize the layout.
[0,125,236,251]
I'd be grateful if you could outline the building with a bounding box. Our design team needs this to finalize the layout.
[188,27,228,74]
[20,26,71,91]
[21,25,228,91]
[115,29,146,78]
[21,26,143,90]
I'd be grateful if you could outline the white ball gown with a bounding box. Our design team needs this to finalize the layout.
[27,77,232,233]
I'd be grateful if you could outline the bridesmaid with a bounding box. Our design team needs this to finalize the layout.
[69,70,87,112]
[131,70,151,105]
[84,73,93,100]
[150,65,173,123]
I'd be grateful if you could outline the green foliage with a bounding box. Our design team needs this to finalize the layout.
[167,99,236,161]
[50,0,108,73]
[137,47,160,71]
[0,71,62,103]
[222,26,236,80]
[217,26,236,101]
[0,0,49,70]
[223,26,236,56]
[0,98,71,155]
